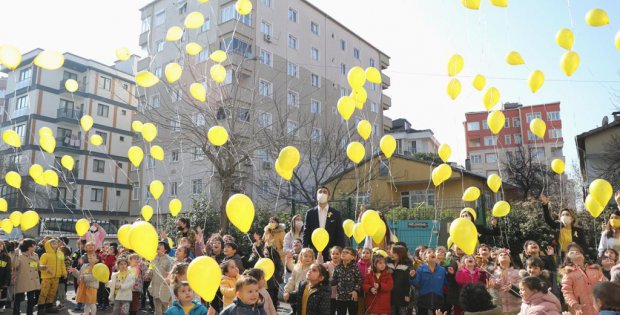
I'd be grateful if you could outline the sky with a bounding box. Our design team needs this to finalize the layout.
[1,0,619,172]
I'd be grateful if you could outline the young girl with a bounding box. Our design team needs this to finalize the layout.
[592,281,620,314]
[362,255,393,315]
[410,248,450,315]
[387,245,411,315]
[520,240,556,271]
[518,276,561,315]
[160,263,190,307]
[75,252,100,315]
[219,259,240,308]
[455,255,486,286]
[357,248,372,275]
[323,246,342,315]
[560,243,607,315]
[128,254,144,315]
[13,239,40,315]
[287,263,331,314]
[243,268,277,315]
[491,249,521,315]
[108,257,136,315]
[519,257,554,296]
[284,248,315,315]
[598,209,620,256]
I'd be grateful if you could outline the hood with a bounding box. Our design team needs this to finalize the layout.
[561,263,602,276]
[44,240,55,254]
[524,291,561,311]
[264,223,286,233]
[464,306,503,315]
[519,269,550,279]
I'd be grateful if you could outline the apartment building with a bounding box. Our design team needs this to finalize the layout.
[388,118,440,157]
[133,0,391,214]
[0,49,138,222]
[576,111,620,185]
[464,102,564,176]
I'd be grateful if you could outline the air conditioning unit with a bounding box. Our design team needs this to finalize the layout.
[263,34,272,42]
[262,161,272,170]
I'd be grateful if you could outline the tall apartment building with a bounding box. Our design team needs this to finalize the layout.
[0,77,7,122]
[0,49,138,225]
[388,118,440,157]
[464,102,564,176]
[133,0,391,214]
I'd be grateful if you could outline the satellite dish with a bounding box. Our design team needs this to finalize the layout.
[602,116,609,126]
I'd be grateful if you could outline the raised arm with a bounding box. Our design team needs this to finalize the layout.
[540,194,560,229]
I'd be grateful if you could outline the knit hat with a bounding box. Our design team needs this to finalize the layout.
[460,207,477,221]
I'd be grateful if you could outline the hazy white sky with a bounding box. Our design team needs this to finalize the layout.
[2,0,619,170]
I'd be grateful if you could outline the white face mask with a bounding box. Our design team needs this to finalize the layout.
[268,223,277,229]
[317,193,328,204]
[295,221,303,229]
[560,216,573,225]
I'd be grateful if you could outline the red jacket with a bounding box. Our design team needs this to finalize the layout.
[99,253,116,279]
[362,269,393,314]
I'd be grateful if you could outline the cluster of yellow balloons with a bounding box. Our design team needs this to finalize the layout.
[555,28,580,77]
[337,66,382,120]
[446,54,463,100]
[275,146,300,181]
[28,164,59,187]
[361,210,387,243]
[0,210,40,234]
[116,220,158,260]
[449,218,478,255]
[585,179,613,218]
[226,193,255,233]
[461,0,508,10]
[39,127,56,154]
[431,163,452,186]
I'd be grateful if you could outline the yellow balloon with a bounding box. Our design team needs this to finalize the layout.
[208,126,228,146]
[29,164,43,182]
[505,51,525,65]
[135,71,160,88]
[5,171,21,189]
[585,8,609,27]
[361,210,381,236]
[34,51,64,70]
[461,0,480,10]
[462,187,481,202]
[20,210,39,231]
[556,28,574,50]
[438,144,451,163]
[64,79,79,93]
[446,78,462,100]
[184,11,205,29]
[380,135,397,159]
[483,87,500,110]
[90,135,103,146]
[150,145,164,161]
[255,258,275,281]
[528,70,544,93]
[487,110,505,135]
[141,205,154,221]
[235,0,252,15]
[166,26,184,42]
[529,118,546,138]
[347,66,366,89]
[372,220,387,243]
[186,42,203,56]
[0,45,21,70]
[311,228,329,252]
[350,88,367,110]
[490,0,508,7]
[40,134,56,153]
[472,74,486,91]
[43,170,59,187]
[365,67,382,84]
[141,123,158,142]
[92,263,110,282]
[149,180,164,200]
[346,142,365,164]
[132,121,144,133]
[165,63,182,83]
[337,96,355,121]
[75,218,90,237]
[115,48,131,61]
[551,159,565,175]
[357,120,372,140]
[275,159,293,181]
[128,146,144,167]
[38,127,53,138]
[616,30,620,51]
[560,51,580,77]
[447,54,464,76]
[169,198,182,217]
[487,174,502,193]
[353,223,367,244]
[3,130,21,148]
[0,198,7,212]
[278,146,300,170]
[9,211,22,227]
[190,82,206,102]
[342,219,355,238]
[226,194,255,233]
[0,219,12,234]
[210,64,227,83]
[129,221,158,260]
[492,201,511,217]
[80,115,94,132]
[188,256,221,302]
[585,195,604,218]
[117,224,132,249]
[449,218,478,255]
[210,50,228,63]
[589,179,613,207]
[60,155,75,171]
[432,163,453,186]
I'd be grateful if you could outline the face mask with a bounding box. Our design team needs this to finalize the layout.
[177,226,185,231]
[295,221,303,229]
[268,223,277,229]
[317,193,328,204]
[560,216,573,226]
[610,219,620,228]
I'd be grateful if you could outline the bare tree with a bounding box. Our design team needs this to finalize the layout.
[592,134,620,185]
[502,146,554,199]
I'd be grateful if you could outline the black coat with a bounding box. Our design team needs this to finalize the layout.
[302,206,346,259]
[542,204,587,252]
[290,281,331,314]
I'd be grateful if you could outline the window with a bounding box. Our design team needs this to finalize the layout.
[155,10,165,26]
[467,122,480,131]
[287,62,298,78]
[340,39,346,51]
[469,138,481,147]
[120,136,125,142]
[150,95,160,109]
[310,22,319,35]
[256,149,268,161]
[171,149,179,162]
[178,1,187,14]
[147,155,155,169]
[260,20,272,36]
[261,0,272,6]
[288,8,297,22]
[482,120,489,130]
[154,66,162,78]
[353,48,360,59]
[259,49,272,66]
[369,58,376,67]
[288,35,298,49]
[504,134,512,145]
[63,71,77,81]
[198,49,209,62]
[547,111,560,121]
[16,95,29,110]
[193,147,204,161]
[90,188,103,202]
[220,3,251,25]
[257,111,272,128]
[121,109,127,116]
[95,131,107,145]
[237,108,250,122]
[115,190,121,197]
[192,179,203,195]
[308,47,319,61]
[132,185,140,200]
[525,112,542,123]
[470,154,482,164]
[531,148,545,159]
[259,79,273,97]
[370,102,378,113]
[156,40,165,52]
[287,90,299,107]
[141,16,151,33]
[170,182,178,196]
[97,104,109,117]
[311,74,320,87]
[287,120,298,136]
[170,117,181,132]
[259,180,269,196]
[513,117,521,128]
[9,154,22,165]
[18,68,32,82]
[220,36,252,57]
[370,83,377,91]
[195,113,206,126]
[311,128,321,142]
[484,136,497,146]
[92,159,105,173]
[200,19,210,32]
[99,76,111,90]
[403,190,435,208]
[340,87,348,97]
[310,99,321,114]
[514,134,522,144]
[13,124,26,138]
[485,153,498,164]
[504,119,510,128]
[549,129,562,139]
[340,63,346,75]
[527,131,539,140]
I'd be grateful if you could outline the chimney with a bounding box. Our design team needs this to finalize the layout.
[612,111,620,122]
[465,158,471,171]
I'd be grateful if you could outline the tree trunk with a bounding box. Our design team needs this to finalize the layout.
[219,176,232,233]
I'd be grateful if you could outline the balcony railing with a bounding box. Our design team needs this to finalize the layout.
[59,79,84,93]
[11,107,29,119]
[57,108,83,120]
[15,79,31,90]
[51,199,77,210]
[56,136,82,149]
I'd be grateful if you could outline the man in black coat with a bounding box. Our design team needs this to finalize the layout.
[302,186,346,260]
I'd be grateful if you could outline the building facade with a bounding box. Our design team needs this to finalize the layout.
[464,102,564,176]
[576,111,620,186]
[389,118,440,157]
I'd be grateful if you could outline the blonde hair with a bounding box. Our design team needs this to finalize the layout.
[295,248,315,270]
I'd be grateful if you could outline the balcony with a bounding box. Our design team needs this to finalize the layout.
[57,167,79,181]
[59,79,84,93]
[57,108,83,120]
[381,73,391,89]
[56,136,82,149]
[381,94,392,110]
[379,53,390,70]
[15,79,31,91]
[51,199,77,210]
[11,107,29,119]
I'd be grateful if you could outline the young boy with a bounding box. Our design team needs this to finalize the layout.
[223,242,245,273]
[163,282,207,315]
[410,248,450,315]
[332,247,362,315]
[220,276,266,315]
[38,238,68,314]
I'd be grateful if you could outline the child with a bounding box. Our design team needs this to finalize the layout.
[160,263,191,307]
[410,248,450,315]
[243,268,277,315]
[560,243,606,315]
[287,263,331,314]
[520,240,556,271]
[284,248,315,315]
[220,259,240,308]
[13,239,40,315]
[332,247,363,315]
[519,256,555,296]
[99,245,118,311]
[323,246,342,315]
[0,240,12,313]
[75,252,100,315]
[108,257,136,315]
[518,276,561,315]
[491,249,522,314]
[357,248,372,275]
[387,245,411,315]
[592,281,620,314]
[128,254,144,315]
[163,282,207,315]
[475,244,494,271]
[362,255,393,315]
[220,276,266,315]
[38,238,68,314]
[57,246,72,310]
[455,255,486,286]
[435,246,448,267]
[222,242,244,273]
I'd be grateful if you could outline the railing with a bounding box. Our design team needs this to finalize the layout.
[57,108,83,120]
[56,136,81,149]
[59,79,83,92]
[51,199,77,210]
[11,107,29,118]
[15,79,31,90]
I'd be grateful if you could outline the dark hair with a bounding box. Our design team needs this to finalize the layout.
[390,245,411,265]
[79,239,87,246]
[310,263,330,287]
[394,241,408,249]
[176,246,190,259]
[170,263,189,283]
[342,247,357,258]
[593,281,620,310]
[4,241,15,253]
[220,260,238,275]
[521,276,549,294]
[224,242,238,251]
[525,256,545,270]
[317,186,330,195]
[108,246,119,256]
[158,241,171,254]
[60,237,69,245]
[371,255,386,273]
[603,248,619,263]
[19,239,37,252]
[60,246,71,256]
[116,257,129,269]
[243,268,265,281]
[173,281,191,296]
[177,218,190,229]
[269,217,279,224]
[235,275,258,291]
[604,210,620,239]
[460,283,497,312]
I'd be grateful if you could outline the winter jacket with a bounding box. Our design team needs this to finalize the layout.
[332,261,363,301]
[455,267,486,286]
[220,297,267,315]
[100,253,116,277]
[387,261,411,307]
[149,253,174,300]
[597,230,620,256]
[289,281,331,315]
[518,291,561,315]
[283,231,302,254]
[164,300,208,315]
[284,264,311,294]
[223,254,245,274]
[0,251,12,286]
[542,204,586,253]
[108,271,136,302]
[75,263,99,289]
[14,252,40,293]
[263,223,286,263]
[258,288,277,315]
[561,264,607,315]
[357,258,371,276]
[362,269,393,314]
[464,306,503,315]
[491,266,521,313]
[39,240,68,279]
[599,311,620,315]
[220,274,240,307]
[410,263,447,310]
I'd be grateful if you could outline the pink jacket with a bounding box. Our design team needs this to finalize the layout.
[519,291,561,315]
[455,267,486,286]
[561,264,607,315]
[82,228,106,250]
[357,258,371,276]
[491,267,521,313]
